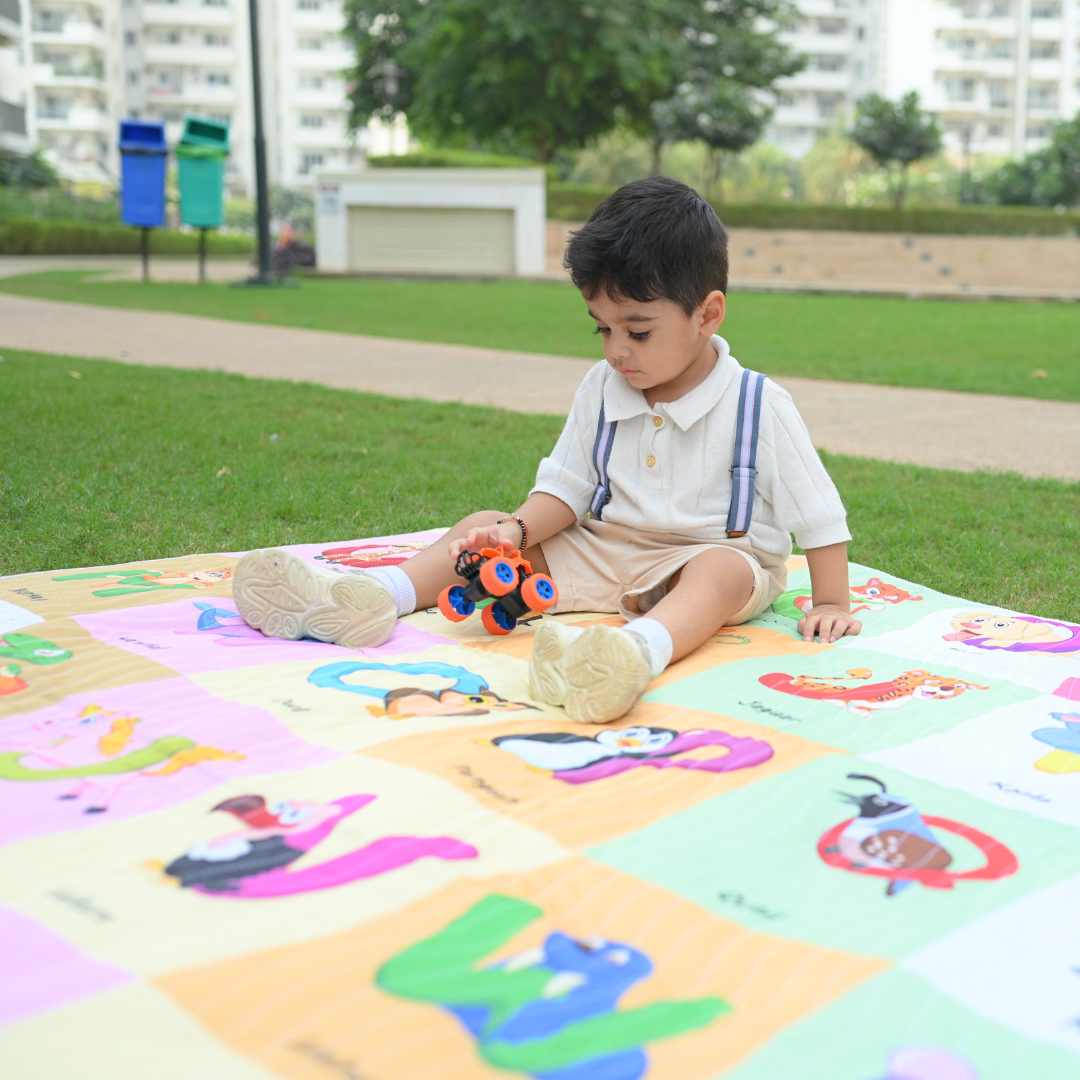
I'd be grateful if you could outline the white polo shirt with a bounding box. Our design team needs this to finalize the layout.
[531,335,851,567]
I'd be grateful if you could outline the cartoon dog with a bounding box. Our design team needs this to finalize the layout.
[944,612,1080,657]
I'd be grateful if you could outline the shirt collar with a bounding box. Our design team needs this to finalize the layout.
[601,336,741,431]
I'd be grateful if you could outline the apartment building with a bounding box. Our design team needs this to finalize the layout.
[769,0,1080,157]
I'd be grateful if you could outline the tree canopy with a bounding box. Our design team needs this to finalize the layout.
[850,92,942,209]
[343,0,802,164]
[982,113,1080,208]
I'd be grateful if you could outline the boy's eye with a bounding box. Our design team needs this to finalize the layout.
[629,331,650,342]
[592,325,610,335]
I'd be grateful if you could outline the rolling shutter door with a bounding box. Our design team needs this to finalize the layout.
[347,206,515,275]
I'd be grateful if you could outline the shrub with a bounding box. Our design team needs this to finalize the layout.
[367,149,546,171]
[0,218,255,255]
[546,184,1080,235]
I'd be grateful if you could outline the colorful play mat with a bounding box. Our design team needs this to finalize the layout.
[2,530,1080,1080]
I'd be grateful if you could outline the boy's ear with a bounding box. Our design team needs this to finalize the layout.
[698,290,726,336]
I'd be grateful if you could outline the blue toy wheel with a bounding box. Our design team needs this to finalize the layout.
[533,578,554,600]
[494,561,515,585]
[482,601,517,636]
[438,585,475,622]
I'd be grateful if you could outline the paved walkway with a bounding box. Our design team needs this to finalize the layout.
[0,255,253,283]
[1,291,1078,482]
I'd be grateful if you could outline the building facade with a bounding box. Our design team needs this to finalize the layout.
[768,0,1080,158]
[0,0,30,154]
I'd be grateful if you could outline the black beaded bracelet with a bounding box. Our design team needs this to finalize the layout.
[496,515,528,551]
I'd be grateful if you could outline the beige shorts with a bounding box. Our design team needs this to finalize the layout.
[538,518,787,625]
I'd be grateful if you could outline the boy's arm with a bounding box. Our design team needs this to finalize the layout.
[448,493,578,559]
[798,542,862,644]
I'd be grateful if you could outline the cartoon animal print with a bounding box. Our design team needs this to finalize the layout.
[0,666,27,697]
[377,893,729,1080]
[870,1046,978,1080]
[157,793,476,898]
[0,633,73,696]
[308,660,538,719]
[773,578,922,621]
[489,726,773,784]
[1031,712,1080,774]
[172,601,320,648]
[0,704,245,813]
[52,568,233,598]
[315,542,428,570]
[759,668,987,718]
[943,612,1080,657]
[818,774,1017,897]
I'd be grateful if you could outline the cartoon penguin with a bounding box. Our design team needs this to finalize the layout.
[836,774,952,896]
[491,727,678,773]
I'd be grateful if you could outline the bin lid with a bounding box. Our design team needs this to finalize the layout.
[118,118,167,154]
[175,143,228,160]
[179,115,230,150]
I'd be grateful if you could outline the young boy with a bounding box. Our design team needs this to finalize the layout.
[233,177,861,724]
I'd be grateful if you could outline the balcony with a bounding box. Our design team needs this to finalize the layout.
[291,7,345,31]
[146,81,236,106]
[31,20,109,50]
[35,103,110,132]
[143,42,236,65]
[140,5,234,27]
[32,60,106,88]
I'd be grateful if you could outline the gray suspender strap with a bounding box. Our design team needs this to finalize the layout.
[590,403,617,519]
[591,367,766,530]
[726,368,767,538]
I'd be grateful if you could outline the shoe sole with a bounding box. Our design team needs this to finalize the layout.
[527,620,576,706]
[232,548,397,649]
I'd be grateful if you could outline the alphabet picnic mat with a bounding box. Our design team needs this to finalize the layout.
[3,529,1080,1080]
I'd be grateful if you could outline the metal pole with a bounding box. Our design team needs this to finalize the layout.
[141,226,149,283]
[199,227,207,284]
[247,0,273,283]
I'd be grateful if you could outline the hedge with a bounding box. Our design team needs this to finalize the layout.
[547,182,1080,236]
[368,149,555,176]
[0,217,256,256]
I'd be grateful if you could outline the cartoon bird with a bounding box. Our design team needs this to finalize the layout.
[835,774,952,897]
[491,727,678,773]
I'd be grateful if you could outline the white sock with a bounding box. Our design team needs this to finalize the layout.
[622,617,672,677]
[365,566,416,617]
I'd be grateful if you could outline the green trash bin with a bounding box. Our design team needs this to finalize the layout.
[176,116,230,230]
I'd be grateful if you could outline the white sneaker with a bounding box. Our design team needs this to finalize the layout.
[233,548,397,649]
[528,622,652,724]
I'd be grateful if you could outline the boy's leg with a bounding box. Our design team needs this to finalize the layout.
[528,547,754,725]
[234,511,552,648]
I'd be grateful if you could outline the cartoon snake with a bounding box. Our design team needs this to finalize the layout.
[0,736,196,781]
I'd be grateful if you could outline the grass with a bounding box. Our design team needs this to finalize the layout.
[1,271,1078,402]
[2,348,1077,620]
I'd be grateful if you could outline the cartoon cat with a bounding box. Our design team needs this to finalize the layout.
[773,578,922,621]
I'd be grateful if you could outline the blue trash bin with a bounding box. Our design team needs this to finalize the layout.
[118,120,168,228]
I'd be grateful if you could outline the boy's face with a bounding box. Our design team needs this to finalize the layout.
[586,290,725,398]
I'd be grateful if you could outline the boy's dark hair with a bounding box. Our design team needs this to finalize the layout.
[563,177,728,314]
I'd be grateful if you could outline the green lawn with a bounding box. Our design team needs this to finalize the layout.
[2,348,1076,620]
[1,271,1079,402]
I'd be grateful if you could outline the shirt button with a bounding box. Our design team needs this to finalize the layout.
[653,416,663,427]
[646,455,656,468]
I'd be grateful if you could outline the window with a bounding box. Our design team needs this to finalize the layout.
[207,110,231,123]
[988,81,1010,107]
[297,35,323,49]
[1028,83,1058,108]
[813,53,845,71]
[206,71,230,85]
[1027,123,1050,139]
[204,32,230,46]
[152,30,181,44]
[124,30,137,45]
[817,93,843,118]
[987,38,1013,57]
[987,123,1005,137]
[297,0,321,8]
[1029,40,1060,59]
[945,77,977,101]
[989,1,1011,14]
[299,74,323,88]
[775,91,796,108]
[855,25,865,40]
[1031,1,1061,16]
[300,152,324,173]
[204,0,228,6]
[300,113,324,127]
[126,69,138,84]
[818,18,845,33]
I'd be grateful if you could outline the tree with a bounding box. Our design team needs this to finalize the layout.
[982,112,1080,208]
[0,149,59,189]
[652,80,771,200]
[849,92,942,210]
[646,0,804,176]
[343,0,677,162]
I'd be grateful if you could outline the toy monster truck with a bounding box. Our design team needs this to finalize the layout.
[437,546,558,636]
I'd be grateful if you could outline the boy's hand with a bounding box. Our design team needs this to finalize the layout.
[448,522,521,560]
[797,605,862,644]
